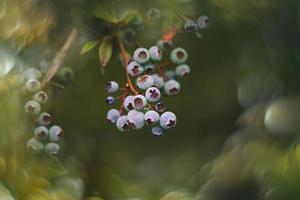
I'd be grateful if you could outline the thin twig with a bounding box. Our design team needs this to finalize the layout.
[42,29,78,88]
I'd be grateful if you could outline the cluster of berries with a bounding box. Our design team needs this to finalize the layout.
[105,45,191,136]
[22,68,63,155]
[184,15,211,33]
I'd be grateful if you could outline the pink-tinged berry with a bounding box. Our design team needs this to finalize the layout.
[106,109,121,124]
[133,95,147,110]
[164,80,181,95]
[38,112,52,126]
[144,63,155,74]
[149,46,162,61]
[49,125,63,142]
[171,47,188,64]
[26,137,44,154]
[160,111,177,129]
[155,102,166,113]
[105,81,119,93]
[33,91,48,104]
[127,61,144,77]
[136,75,154,90]
[116,116,133,131]
[128,110,145,129]
[144,110,160,125]
[124,95,134,111]
[145,87,161,102]
[24,100,41,115]
[25,79,41,93]
[197,15,211,29]
[45,143,60,155]
[34,126,49,141]
[152,74,165,88]
[175,64,191,78]
[133,48,150,64]
[152,126,164,137]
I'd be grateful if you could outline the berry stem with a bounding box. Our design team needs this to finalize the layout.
[117,37,138,95]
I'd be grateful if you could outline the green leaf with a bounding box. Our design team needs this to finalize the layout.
[119,10,139,25]
[90,0,118,23]
[98,37,113,72]
[80,40,101,55]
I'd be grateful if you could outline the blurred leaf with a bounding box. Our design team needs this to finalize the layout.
[119,10,139,26]
[98,37,113,72]
[90,0,118,23]
[80,40,101,55]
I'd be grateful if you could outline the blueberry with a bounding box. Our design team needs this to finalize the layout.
[171,47,188,64]
[197,15,211,29]
[144,63,155,74]
[164,80,181,95]
[133,95,147,111]
[23,68,42,81]
[151,74,165,88]
[105,81,119,93]
[149,46,162,62]
[33,91,48,104]
[127,61,144,77]
[124,95,134,111]
[156,40,173,50]
[136,75,154,90]
[24,100,41,115]
[144,110,160,125]
[105,96,115,105]
[152,126,164,137]
[147,8,161,21]
[25,79,41,93]
[116,115,132,131]
[49,125,63,142]
[26,138,44,154]
[133,48,150,64]
[145,87,161,102]
[127,110,145,129]
[38,112,52,126]
[45,143,60,155]
[34,126,49,141]
[184,19,198,32]
[106,109,121,124]
[175,64,191,78]
[155,102,166,113]
[165,70,176,80]
[160,111,177,129]
[58,67,74,83]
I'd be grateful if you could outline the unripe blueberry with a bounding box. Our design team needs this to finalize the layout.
[160,111,177,129]
[34,126,49,141]
[129,15,144,31]
[23,68,42,80]
[197,15,211,29]
[144,63,155,74]
[133,48,150,64]
[49,125,63,142]
[144,110,160,125]
[184,19,198,32]
[152,74,165,88]
[133,95,147,110]
[25,79,41,93]
[128,110,145,129]
[106,109,121,124]
[145,87,161,102]
[175,64,191,78]
[33,91,48,104]
[165,70,175,80]
[127,61,144,77]
[26,138,44,154]
[155,102,166,113]
[24,100,41,115]
[147,8,161,20]
[105,81,119,93]
[58,67,74,83]
[45,143,60,155]
[116,115,132,131]
[124,28,136,42]
[171,47,188,64]
[105,96,115,105]
[38,112,52,126]
[149,46,162,62]
[136,75,154,90]
[164,80,181,95]
[152,126,164,137]
[124,95,134,111]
